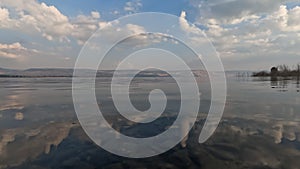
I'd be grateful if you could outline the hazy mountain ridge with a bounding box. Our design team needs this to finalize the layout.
[0,68,74,77]
[0,68,211,78]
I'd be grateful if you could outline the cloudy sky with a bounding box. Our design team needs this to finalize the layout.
[0,0,299,70]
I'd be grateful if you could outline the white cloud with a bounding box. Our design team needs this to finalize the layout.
[185,1,300,69]
[288,6,300,29]
[0,7,9,21]
[0,42,26,50]
[126,24,145,34]
[179,11,203,35]
[71,12,105,45]
[0,42,28,59]
[0,0,108,45]
[193,0,292,25]
[230,14,260,25]
[0,0,73,42]
[124,0,142,13]
[0,0,299,70]
[91,11,100,19]
[179,10,215,51]
[267,5,300,32]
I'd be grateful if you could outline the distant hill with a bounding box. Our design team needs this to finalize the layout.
[22,68,74,77]
[0,67,22,75]
[0,68,74,77]
[0,67,212,78]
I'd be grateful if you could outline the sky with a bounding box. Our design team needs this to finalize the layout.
[0,0,300,70]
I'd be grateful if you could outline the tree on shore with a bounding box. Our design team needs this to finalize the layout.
[253,64,300,77]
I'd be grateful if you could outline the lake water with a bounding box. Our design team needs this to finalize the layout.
[0,74,300,169]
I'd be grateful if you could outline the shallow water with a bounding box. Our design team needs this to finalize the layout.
[0,74,300,169]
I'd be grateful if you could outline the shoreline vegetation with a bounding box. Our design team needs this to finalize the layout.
[252,64,300,77]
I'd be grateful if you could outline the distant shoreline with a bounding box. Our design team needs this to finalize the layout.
[252,64,300,77]
[0,75,73,78]
[0,67,212,78]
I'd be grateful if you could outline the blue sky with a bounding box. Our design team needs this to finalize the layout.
[38,0,192,19]
[0,0,299,70]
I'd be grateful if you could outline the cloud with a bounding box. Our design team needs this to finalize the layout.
[179,11,205,36]
[0,42,29,59]
[0,42,26,50]
[83,22,146,50]
[193,0,292,25]
[124,0,142,13]
[0,7,8,18]
[179,10,212,49]
[267,5,300,32]
[71,11,104,45]
[0,0,107,44]
[91,11,100,19]
[0,0,73,42]
[0,0,150,68]
[126,24,145,34]
[188,1,300,69]
[1,0,299,70]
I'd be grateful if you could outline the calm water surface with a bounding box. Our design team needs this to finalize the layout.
[0,74,300,169]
